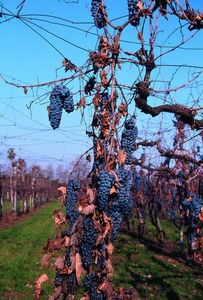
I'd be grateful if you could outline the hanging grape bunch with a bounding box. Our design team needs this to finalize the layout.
[127,0,140,27]
[182,194,203,256]
[121,116,138,164]
[65,179,80,234]
[49,84,74,129]
[91,0,106,29]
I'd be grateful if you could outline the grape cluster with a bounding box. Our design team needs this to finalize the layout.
[93,136,105,169]
[80,217,98,269]
[66,273,77,295]
[132,169,142,191]
[83,273,104,300]
[49,84,74,129]
[132,169,147,194]
[121,117,138,164]
[127,0,140,27]
[106,204,122,242]
[54,271,77,295]
[49,85,63,129]
[116,168,132,216]
[99,92,112,113]
[91,0,106,29]
[65,179,80,233]
[182,194,203,249]
[96,170,115,210]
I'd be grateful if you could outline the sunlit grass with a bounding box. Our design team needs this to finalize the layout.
[0,200,61,300]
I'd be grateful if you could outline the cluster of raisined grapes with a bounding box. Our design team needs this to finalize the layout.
[49,84,74,129]
[91,0,106,29]
[83,273,104,300]
[127,0,140,27]
[95,169,115,210]
[79,217,98,270]
[65,179,80,234]
[121,116,138,164]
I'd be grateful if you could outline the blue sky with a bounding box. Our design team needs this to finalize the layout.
[0,0,203,171]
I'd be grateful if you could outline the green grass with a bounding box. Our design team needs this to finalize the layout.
[1,207,203,299]
[113,219,203,300]
[0,200,61,300]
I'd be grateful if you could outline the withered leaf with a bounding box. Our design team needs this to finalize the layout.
[117,149,126,166]
[67,249,76,274]
[110,185,116,195]
[48,286,62,300]
[86,154,91,162]
[86,187,96,204]
[47,106,50,118]
[64,236,70,247]
[23,86,28,94]
[77,96,86,109]
[70,232,80,246]
[82,204,97,215]
[137,0,143,10]
[118,103,128,116]
[52,210,66,227]
[35,273,49,285]
[92,93,101,110]
[106,258,114,277]
[40,253,52,269]
[98,278,113,298]
[54,256,65,271]
[75,253,86,284]
[34,273,49,299]
[105,243,114,256]
[57,186,66,204]
[80,293,90,300]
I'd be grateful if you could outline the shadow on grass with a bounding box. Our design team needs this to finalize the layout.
[117,228,203,299]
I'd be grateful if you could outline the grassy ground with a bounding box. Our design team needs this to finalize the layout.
[0,200,61,300]
[0,203,203,299]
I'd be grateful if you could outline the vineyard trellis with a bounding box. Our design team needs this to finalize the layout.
[1,1,203,299]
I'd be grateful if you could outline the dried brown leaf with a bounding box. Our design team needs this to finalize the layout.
[106,258,114,277]
[54,256,65,271]
[81,204,97,215]
[52,210,66,227]
[137,0,143,10]
[23,86,28,94]
[34,273,49,299]
[48,286,62,300]
[64,236,70,247]
[105,243,114,256]
[117,149,126,166]
[77,96,86,109]
[110,185,117,195]
[98,278,113,298]
[70,232,80,246]
[86,154,91,162]
[75,253,86,284]
[40,253,52,269]
[86,187,96,204]
[80,293,90,300]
